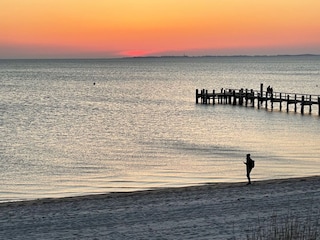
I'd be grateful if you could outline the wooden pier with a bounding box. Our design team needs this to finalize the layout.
[196,83,320,116]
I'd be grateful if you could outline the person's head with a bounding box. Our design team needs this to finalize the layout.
[246,154,250,159]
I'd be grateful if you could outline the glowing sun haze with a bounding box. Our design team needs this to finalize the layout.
[1,0,320,58]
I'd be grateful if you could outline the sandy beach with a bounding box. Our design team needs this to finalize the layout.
[0,176,319,239]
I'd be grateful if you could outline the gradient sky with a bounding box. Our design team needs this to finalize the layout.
[1,0,320,58]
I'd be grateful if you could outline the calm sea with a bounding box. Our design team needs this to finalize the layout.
[1,56,319,202]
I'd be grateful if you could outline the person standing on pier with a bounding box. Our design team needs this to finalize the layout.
[244,154,255,185]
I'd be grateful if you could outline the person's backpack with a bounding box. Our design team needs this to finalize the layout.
[251,160,255,168]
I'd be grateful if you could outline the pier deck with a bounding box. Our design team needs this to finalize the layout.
[196,84,320,115]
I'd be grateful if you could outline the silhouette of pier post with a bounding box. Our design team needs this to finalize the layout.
[318,97,320,116]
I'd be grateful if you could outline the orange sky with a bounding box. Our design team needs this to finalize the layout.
[1,0,320,58]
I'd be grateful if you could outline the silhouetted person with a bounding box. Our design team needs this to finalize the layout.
[244,154,255,185]
[267,86,273,96]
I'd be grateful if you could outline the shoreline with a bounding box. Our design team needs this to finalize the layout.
[1,175,319,207]
[1,175,319,239]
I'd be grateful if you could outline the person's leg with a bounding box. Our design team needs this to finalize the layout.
[247,174,251,184]
[246,168,251,184]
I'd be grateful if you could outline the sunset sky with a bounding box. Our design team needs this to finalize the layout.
[1,0,320,58]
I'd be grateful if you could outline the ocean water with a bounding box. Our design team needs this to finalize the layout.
[1,56,319,202]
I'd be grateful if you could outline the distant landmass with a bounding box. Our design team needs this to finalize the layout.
[128,54,320,59]
[1,54,319,61]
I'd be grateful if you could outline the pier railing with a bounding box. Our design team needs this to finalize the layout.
[196,84,320,115]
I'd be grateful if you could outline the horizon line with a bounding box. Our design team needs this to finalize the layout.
[0,53,319,61]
